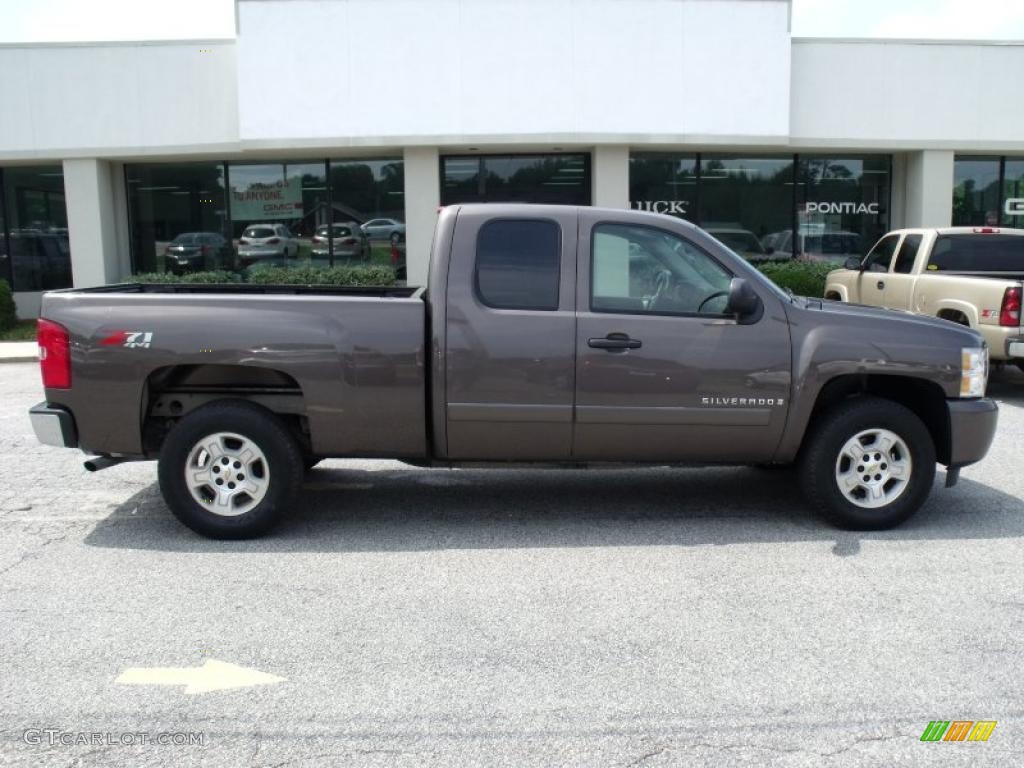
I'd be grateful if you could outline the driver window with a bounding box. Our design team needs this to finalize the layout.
[591,223,732,316]
[863,234,900,273]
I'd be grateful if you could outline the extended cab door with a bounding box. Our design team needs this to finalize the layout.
[572,211,791,463]
[882,233,924,310]
[443,206,577,460]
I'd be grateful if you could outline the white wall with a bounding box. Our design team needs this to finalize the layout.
[791,39,1024,150]
[0,41,239,160]
[237,0,792,146]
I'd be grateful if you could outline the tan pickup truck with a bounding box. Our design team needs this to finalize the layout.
[825,227,1024,368]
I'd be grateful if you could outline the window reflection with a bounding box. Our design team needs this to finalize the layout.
[442,154,590,206]
[127,158,405,281]
[3,166,71,291]
[953,156,1001,227]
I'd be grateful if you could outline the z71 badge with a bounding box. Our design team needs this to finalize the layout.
[100,331,154,349]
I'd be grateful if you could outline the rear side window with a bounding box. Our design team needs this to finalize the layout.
[475,219,561,310]
[928,235,1024,272]
[893,234,922,274]
[244,227,274,238]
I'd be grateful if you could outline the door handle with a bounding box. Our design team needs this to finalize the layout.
[876,280,885,290]
[588,333,642,351]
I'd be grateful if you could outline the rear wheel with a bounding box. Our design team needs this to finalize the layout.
[158,400,303,539]
[799,397,935,530]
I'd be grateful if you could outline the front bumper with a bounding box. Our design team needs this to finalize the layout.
[29,402,78,448]
[946,397,998,467]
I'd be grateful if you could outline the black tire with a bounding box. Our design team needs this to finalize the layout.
[303,456,322,472]
[799,397,936,530]
[158,400,303,539]
[1015,361,1024,376]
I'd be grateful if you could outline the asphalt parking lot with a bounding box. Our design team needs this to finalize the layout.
[0,361,1022,767]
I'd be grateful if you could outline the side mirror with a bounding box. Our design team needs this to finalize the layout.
[726,277,762,322]
[844,256,863,271]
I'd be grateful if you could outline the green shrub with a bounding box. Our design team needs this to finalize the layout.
[246,265,396,286]
[755,260,836,298]
[132,270,239,284]
[0,279,17,332]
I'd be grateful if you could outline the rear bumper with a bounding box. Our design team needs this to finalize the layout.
[29,402,78,448]
[946,397,998,467]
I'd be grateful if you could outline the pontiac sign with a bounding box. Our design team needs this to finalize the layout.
[804,202,879,215]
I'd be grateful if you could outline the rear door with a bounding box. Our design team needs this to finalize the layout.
[883,233,924,310]
[444,206,578,460]
[572,211,791,463]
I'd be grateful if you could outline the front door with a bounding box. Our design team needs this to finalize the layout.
[444,206,578,460]
[858,233,901,306]
[573,213,791,462]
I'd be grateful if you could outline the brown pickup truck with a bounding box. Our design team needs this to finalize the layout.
[30,204,998,538]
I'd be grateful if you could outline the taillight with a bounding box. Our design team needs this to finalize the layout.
[1000,286,1022,327]
[267,237,281,244]
[37,318,71,389]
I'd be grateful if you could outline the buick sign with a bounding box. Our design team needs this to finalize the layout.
[632,200,689,215]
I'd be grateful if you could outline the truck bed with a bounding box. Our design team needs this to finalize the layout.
[39,284,428,459]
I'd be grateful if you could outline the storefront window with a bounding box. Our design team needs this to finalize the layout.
[128,162,229,275]
[441,153,590,206]
[797,155,889,263]
[628,152,891,263]
[699,155,794,261]
[127,158,406,280]
[228,161,327,269]
[3,166,71,291]
[628,153,698,221]
[329,159,404,270]
[953,156,1001,227]
[0,173,7,287]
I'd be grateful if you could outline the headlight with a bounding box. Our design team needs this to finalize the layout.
[960,347,988,397]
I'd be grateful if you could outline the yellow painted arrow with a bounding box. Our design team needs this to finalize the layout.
[116,660,286,694]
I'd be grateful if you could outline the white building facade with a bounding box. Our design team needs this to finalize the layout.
[1,0,1023,315]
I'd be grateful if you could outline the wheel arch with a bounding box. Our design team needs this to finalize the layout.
[141,364,309,457]
[796,374,951,465]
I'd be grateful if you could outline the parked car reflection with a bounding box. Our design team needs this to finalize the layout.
[238,223,300,267]
[361,218,405,245]
[706,227,783,262]
[311,222,370,261]
[164,232,233,274]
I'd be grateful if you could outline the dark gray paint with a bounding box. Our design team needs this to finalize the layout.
[36,204,995,473]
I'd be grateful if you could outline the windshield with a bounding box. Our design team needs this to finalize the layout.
[170,233,204,245]
[244,227,275,239]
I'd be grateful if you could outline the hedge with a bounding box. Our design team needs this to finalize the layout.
[755,260,836,298]
[129,265,396,287]
[246,265,396,286]
[0,279,17,332]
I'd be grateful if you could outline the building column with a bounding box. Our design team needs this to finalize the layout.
[591,145,630,209]
[63,158,122,287]
[903,150,954,228]
[402,146,440,287]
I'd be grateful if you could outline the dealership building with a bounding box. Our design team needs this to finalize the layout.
[1,0,1024,316]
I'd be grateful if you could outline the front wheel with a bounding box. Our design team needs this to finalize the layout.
[158,400,303,539]
[799,397,935,530]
